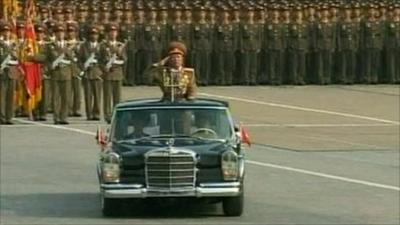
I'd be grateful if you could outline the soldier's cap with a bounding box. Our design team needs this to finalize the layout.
[78,5,87,11]
[167,41,187,56]
[35,24,45,32]
[0,23,11,31]
[90,6,99,12]
[67,23,77,32]
[54,7,63,14]
[100,5,109,12]
[64,7,73,13]
[17,22,25,29]
[40,7,49,13]
[54,24,65,32]
[106,23,118,31]
[89,26,99,34]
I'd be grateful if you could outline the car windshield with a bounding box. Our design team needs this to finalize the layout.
[111,107,233,142]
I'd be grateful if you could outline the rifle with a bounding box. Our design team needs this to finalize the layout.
[0,54,19,72]
[51,53,71,69]
[77,52,99,80]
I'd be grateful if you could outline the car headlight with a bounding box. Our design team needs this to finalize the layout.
[102,152,120,183]
[221,150,238,181]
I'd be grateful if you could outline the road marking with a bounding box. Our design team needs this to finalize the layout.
[247,160,400,191]
[245,123,396,128]
[199,92,400,125]
[13,118,400,192]
[12,118,96,136]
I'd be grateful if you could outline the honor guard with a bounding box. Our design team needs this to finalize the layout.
[0,24,20,124]
[47,24,75,124]
[99,24,126,123]
[78,26,103,121]
[146,41,197,101]
[66,24,83,117]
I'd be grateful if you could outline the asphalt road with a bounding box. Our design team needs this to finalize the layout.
[1,85,399,225]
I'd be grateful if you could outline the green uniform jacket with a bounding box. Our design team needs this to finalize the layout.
[78,41,103,80]
[145,65,197,100]
[99,41,127,81]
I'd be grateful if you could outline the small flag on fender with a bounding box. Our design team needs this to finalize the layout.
[240,124,251,147]
[95,126,107,149]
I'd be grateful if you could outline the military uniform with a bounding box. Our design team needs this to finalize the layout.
[213,19,235,85]
[361,14,384,83]
[384,16,400,83]
[337,17,359,84]
[99,26,126,123]
[315,18,336,84]
[264,19,285,85]
[191,19,212,85]
[145,41,197,101]
[31,25,49,121]
[136,21,162,85]
[0,32,20,124]
[46,25,75,124]
[119,17,136,86]
[288,18,309,85]
[78,27,103,120]
[239,20,262,85]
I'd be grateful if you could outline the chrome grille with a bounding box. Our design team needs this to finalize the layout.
[145,149,196,189]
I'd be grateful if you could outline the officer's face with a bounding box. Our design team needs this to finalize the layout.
[55,31,65,40]
[90,33,98,41]
[67,30,76,39]
[150,11,157,20]
[108,30,118,40]
[36,31,45,40]
[198,11,206,19]
[175,10,182,19]
[168,54,183,69]
[185,10,192,19]
[17,29,25,38]
[1,30,11,39]
[160,11,168,20]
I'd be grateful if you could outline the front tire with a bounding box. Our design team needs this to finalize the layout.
[222,191,244,216]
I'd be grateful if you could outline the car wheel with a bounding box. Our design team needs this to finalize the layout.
[101,194,122,217]
[222,190,244,216]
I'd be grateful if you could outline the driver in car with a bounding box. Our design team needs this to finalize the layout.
[124,113,150,139]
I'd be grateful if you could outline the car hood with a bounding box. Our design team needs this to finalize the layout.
[113,140,230,168]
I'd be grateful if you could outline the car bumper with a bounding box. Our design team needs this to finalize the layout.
[101,182,242,198]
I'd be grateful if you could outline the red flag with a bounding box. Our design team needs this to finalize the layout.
[240,125,251,147]
[96,126,107,150]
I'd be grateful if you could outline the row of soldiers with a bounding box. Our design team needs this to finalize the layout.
[23,0,400,86]
[0,22,126,125]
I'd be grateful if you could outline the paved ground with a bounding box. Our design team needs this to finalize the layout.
[1,85,399,225]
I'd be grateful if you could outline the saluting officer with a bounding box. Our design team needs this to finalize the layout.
[47,24,75,125]
[79,26,103,121]
[99,24,126,124]
[146,41,197,101]
[0,24,20,124]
